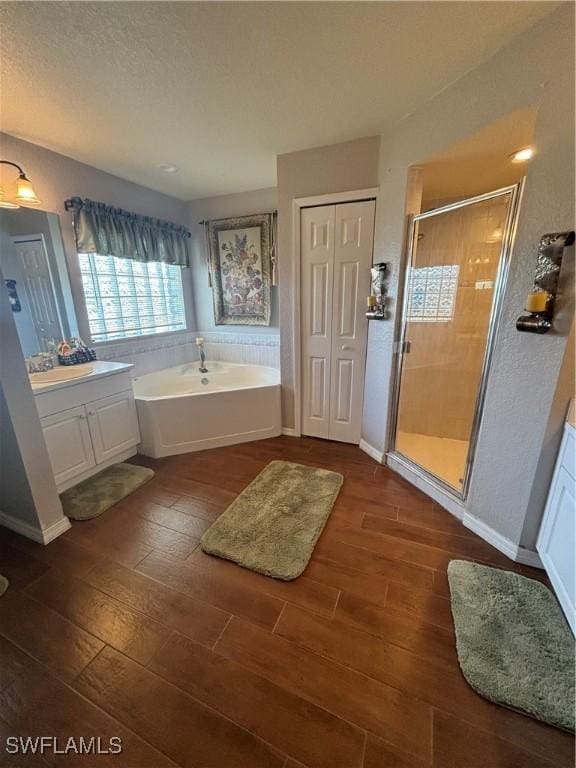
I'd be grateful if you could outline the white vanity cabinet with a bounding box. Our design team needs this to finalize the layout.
[34,363,140,492]
[537,409,575,634]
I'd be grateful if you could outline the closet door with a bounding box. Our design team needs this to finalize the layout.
[301,205,335,439]
[329,200,375,443]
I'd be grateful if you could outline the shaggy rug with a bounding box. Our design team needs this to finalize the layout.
[448,560,575,732]
[60,462,154,521]
[201,460,343,580]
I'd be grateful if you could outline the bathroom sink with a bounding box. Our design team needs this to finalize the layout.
[29,363,95,386]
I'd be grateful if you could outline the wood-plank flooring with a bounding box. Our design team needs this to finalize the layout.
[0,436,572,767]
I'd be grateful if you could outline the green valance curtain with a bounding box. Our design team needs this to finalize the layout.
[64,197,191,267]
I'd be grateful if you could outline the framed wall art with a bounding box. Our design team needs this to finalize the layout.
[207,214,273,326]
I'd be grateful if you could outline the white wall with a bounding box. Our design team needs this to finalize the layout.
[361,4,575,551]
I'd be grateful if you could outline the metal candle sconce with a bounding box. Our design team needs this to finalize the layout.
[516,230,575,334]
[366,262,389,320]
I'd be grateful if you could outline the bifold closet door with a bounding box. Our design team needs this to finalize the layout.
[301,205,335,439]
[301,200,375,443]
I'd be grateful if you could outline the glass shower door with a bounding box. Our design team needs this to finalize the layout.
[392,185,521,496]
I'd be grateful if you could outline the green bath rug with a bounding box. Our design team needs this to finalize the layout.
[201,460,343,580]
[61,462,154,521]
[448,560,575,732]
[0,575,8,597]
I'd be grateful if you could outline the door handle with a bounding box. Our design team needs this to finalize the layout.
[341,344,351,351]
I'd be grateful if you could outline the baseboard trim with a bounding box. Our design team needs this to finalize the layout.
[281,427,299,437]
[40,516,72,544]
[359,439,384,463]
[0,510,71,545]
[514,546,544,569]
[463,513,543,569]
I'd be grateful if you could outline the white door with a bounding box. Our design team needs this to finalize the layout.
[301,200,375,443]
[11,236,62,351]
[41,406,96,489]
[537,425,575,633]
[301,206,335,439]
[87,391,140,464]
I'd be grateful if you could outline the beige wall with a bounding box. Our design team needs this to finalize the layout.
[276,136,380,427]
[187,187,279,334]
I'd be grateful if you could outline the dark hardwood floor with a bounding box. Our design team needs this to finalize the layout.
[0,436,572,767]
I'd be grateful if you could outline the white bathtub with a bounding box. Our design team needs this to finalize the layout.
[132,361,281,458]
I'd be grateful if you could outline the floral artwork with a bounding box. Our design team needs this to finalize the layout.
[208,214,272,325]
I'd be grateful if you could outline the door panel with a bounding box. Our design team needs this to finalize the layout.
[328,200,375,443]
[41,406,95,489]
[301,206,335,438]
[87,391,140,464]
[334,358,354,423]
[12,236,62,351]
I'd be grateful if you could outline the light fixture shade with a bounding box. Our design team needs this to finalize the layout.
[510,147,535,163]
[0,186,20,209]
[15,174,41,205]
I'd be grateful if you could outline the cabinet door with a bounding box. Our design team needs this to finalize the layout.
[40,406,96,488]
[537,428,575,634]
[87,390,140,464]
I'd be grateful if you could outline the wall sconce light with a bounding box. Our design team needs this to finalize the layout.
[0,160,42,209]
[516,230,575,334]
[366,262,389,320]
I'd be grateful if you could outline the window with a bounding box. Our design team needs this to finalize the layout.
[79,253,186,342]
[407,264,459,323]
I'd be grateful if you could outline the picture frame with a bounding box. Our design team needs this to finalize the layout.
[207,214,272,326]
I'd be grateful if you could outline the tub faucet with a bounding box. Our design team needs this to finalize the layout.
[196,337,208,373]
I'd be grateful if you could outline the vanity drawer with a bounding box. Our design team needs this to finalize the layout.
[35,371,133,418]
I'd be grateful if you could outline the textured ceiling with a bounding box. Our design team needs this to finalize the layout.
[0,1,557,200]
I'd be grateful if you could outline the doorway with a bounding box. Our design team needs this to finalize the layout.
[390,183,523,496]
[300,199,375,443]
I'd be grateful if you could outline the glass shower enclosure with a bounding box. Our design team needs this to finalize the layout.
[389,183,523,498]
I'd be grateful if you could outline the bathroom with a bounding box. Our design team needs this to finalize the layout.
[0,3,574,767]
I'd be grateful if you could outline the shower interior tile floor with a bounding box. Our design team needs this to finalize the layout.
[0,436,571,768]
[396,430,469,490]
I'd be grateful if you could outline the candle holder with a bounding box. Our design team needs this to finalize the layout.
[366,262,389,320]
[516,230,574,334]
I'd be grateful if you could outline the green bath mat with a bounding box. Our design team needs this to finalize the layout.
[448,560,575,732]
[61,463,154,521]
[0,575,8,597]
[201,460,343,580]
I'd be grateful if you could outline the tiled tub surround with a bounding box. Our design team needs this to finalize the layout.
[95,331,280,377]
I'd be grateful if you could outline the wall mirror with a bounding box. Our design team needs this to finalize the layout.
[0,208,78,358]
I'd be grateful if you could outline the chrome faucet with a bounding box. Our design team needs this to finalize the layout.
[195,337,208,373]
[27,353,55,373]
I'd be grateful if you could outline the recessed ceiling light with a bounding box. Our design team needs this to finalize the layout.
[157,163,179,174]
[509,147,535,163]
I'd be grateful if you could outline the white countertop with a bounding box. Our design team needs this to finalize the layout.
[30,361,133,395]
